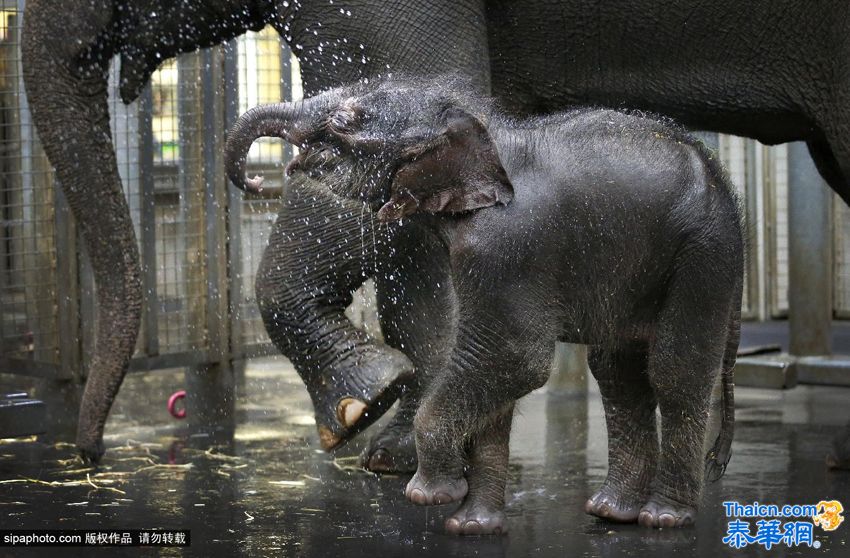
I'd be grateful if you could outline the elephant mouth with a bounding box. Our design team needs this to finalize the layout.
[285,145,338,178]
[285,146,393,210]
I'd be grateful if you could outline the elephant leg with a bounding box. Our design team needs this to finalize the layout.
[23,0,142,462]
[405,289,555,509]
[256,175,414,450]
[359,389,418,473]
[362,222,456,473]
[809,87,850,205]
[806,138,845,194]
[639,265,731,528]
[585,344,658,523]
[444,406,513,536]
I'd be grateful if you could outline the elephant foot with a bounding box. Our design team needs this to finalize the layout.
[76,433,105,464]
[445,501,507,536]
[360,411,418,473]
[585,483,644,523]
[637,494,697,528]
[405,470,468,506]
[310,345,414,451]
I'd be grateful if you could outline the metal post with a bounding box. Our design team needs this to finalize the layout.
[744,139,761,318]
[224,40,244,358]
[184,47,235,431]
[202,47,229,365]
[279,41,293,162]
[547,343,589,395]
[787,142,832,356]
[54,185,80,380]
[138,84,160,356]
[223,39,248,389]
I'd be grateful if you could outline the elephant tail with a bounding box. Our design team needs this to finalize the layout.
[705,302,740,482]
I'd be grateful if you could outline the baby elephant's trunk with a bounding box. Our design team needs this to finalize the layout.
[225,101,308,193]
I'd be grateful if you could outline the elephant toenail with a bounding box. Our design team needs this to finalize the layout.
[434,492,452,505]
[462,520,482,535]
[638,511,653,527]
[659,513,676,528]
[318,426,341,450]
[408,488,426,505]
[599,503,610,516]
[337,397,367,428]
[367,449,393,471]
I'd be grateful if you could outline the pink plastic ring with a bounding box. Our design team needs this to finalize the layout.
[168,390,187,419]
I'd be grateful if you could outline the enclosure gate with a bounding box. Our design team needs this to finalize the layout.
[0,5,848,392]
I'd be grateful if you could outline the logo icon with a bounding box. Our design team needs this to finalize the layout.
[722,500,844,550]
[812,500,844,532]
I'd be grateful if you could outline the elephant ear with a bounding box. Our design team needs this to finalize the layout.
[376,107,513,222]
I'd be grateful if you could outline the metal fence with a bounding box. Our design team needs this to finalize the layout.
[715,138,850,320]
[0,13,301,380]
[0,4,61,375]
[0,9,848,384]
[835,195,850,318]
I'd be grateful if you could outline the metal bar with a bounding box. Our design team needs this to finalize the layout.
[182,47,235,431]
[202,47,228,362]
[177,54,196,352]
[743,139,760,319]
[223,39,245,356]
[0,357,65,380]
[547,343,588,395]
[138,84,160,356]
[14,10,44,363]
[235,343,280,360]
[53,184,81,380]
[78,240,95,375]
[128,350,213,373]
[279,41,294,162]
[764,146,788,319]
[787,142,832,356]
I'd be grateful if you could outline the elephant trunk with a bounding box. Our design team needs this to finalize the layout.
[225,101,310,193]
[22,0,142,461]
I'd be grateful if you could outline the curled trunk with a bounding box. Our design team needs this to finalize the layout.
[225,101,307,192]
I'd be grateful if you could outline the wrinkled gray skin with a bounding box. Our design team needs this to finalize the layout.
[22,0,486,462]
[225,78,744,534]
[23,1,850,468]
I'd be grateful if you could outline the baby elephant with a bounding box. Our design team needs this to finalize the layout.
[225,77,743,535]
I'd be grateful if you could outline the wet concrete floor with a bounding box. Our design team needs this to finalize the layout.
[1,357,849,557]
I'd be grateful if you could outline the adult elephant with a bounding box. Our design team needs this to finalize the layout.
[22,0,487,462]
[23,0,850,466]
